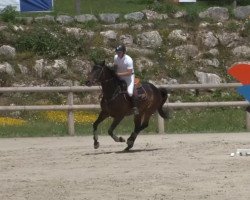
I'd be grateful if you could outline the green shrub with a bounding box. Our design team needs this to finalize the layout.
[150,1,179,14]
[81,20,99,29]
[184,5,200,23]
[226,21,240,32]
[15,26,86,59]
[0,6,18,22]
[89,48,107,63]
[241,20,250,38]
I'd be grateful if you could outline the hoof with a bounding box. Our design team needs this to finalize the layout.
[119,137,126,142]
[127,139,134,146]
[124,146,131,151]
[94,141,100,149]
[125,139,134,151]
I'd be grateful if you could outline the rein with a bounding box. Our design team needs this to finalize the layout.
[101,79,124,103]
[103,73,125,103]
[103,77,114,83]
[94,64,126,103]
[96,65,104,82]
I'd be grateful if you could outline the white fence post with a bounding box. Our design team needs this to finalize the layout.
[157,94,170,134]
[246,107,250,131]
[67,92,75,135]
[75,0,81,15]
[157,112,165,134]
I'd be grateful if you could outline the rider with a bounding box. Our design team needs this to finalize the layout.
[114,44,139,115]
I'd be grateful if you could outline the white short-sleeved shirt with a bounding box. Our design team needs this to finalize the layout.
[114,54,135,96]
[114,54,134,76]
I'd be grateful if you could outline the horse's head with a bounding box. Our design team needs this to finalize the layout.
[85,60,106,86]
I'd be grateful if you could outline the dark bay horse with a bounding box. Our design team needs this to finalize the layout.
[85,61,169,151]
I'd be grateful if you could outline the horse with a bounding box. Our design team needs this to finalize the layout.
[85,61,169,151]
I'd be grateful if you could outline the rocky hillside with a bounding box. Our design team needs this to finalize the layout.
[0,5,250,104]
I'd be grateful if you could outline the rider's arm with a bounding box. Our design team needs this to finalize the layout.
[116,56,133,77]
[116,69,133,77]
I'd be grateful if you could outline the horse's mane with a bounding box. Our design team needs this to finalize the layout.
[94,61,122,84]
[104,64,120,81]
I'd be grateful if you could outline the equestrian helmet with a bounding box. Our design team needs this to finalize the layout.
[115,44,126,53]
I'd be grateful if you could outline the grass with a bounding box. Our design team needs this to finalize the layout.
[167,108,246,133]
[21,0,236,16]
[52,1,236,16]
[16,0,152,18]
[0,108,247,137]
[53,0,152,15]
[0,121,68,137]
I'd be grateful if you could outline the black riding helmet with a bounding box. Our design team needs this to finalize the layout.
[115,44,126,53]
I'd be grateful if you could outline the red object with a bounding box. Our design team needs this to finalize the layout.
[228,63,250,84]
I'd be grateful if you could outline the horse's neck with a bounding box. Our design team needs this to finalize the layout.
[101,76,120,100]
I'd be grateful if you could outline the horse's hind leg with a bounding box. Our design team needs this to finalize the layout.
[125,115,142,151]
[125,113,151,151]
[93,110,109,149]
[108,117,126,143]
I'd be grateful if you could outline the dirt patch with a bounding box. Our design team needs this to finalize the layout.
[0,133,250,200]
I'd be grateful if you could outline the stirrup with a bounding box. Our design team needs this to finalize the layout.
[133,107,139,115]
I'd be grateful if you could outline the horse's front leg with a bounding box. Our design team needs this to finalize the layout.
[93,110,109,149]
[108,117,126,143]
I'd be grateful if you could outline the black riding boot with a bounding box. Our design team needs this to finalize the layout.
[131,95,139,115]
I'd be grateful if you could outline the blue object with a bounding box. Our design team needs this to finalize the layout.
[20,0,53,12]
[237,85,250,102]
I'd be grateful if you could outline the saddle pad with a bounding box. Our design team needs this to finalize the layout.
[134,78,142,88]
[136,86,147,101]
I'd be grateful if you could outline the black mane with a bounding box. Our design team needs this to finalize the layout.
[105,65,119,80]
[93,61,122,85]
[102,63,126,90]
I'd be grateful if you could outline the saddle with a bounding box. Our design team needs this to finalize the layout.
[119,78,147,101]
[134,78,147,101]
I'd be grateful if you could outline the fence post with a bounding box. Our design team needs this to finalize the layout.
[157,93,170,134]
[233,0,237,8]
[157,113,165,134]
[75,0,81,15]
[246,106,250,131]
[67,92,75,135]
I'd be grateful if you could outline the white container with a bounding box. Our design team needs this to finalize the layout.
[236,149,250,156]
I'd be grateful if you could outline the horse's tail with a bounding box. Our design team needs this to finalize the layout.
[158,88,170,119]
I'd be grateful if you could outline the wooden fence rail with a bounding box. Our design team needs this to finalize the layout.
[0,83,249,134]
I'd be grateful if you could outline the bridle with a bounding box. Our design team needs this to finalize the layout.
[94,65,104,83]
[92,65,115,84]
[91,64,125,102]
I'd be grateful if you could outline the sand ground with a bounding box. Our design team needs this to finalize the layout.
[0,133,250,200]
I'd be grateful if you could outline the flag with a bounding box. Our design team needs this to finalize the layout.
[0,0,53,12]
[228,63,250,102]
